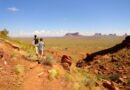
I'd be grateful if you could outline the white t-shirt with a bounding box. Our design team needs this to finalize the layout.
[38,41,44,50]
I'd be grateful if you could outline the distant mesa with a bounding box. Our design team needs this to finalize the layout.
[94,33,102,36]
[64,32,128,37]
[65,32,82,37]
[108,33,116,36]
[124,33,128,36]
[94,33,117,37]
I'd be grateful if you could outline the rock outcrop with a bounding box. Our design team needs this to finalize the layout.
[76,36,130,90]
[83,36,130,62]
[65,32,81,37]
[61,55,72,70]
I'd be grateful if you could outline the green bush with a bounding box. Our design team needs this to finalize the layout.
[26,53,37,61]
[64,72,73,82]
[109,73,120,82]
[48,68,60,80]
[0,28,9,37]
[43,55,55,65]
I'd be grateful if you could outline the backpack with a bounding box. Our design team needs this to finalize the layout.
[34,38,39,45]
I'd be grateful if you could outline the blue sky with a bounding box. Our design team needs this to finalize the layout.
[0,0,130,37]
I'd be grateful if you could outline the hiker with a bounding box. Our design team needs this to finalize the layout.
[37,38,45,60]
[32,35,39,56]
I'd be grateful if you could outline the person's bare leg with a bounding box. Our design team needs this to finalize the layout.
[36,47,39,59]
[39,50,43,59]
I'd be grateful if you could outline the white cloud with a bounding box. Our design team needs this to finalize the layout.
[32,30,68,37]
[15,30,68,37]
[7,7,19,12]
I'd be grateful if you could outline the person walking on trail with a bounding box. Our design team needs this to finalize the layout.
[32,35,39,56]
[38,38,45,59]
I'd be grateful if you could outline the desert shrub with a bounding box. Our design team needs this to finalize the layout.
[48,68,60,80]
[0,28,9,38]
[78,68,97,87]
[128,80,130,85]
[64,66,98,90]
[109,73,120,82]
[43,55,55,65]
[64,72,73,82]
[15,64,25,75]
[97,74,109,80]
[65,73,87,90]
[26,52,37,61]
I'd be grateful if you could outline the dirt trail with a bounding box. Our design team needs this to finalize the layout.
[0,39,69,90]
[20,64,44,90]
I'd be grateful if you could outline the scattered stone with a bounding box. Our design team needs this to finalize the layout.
[111,57,118,62]
[122,75,127,79]
[103,80,117,90]
[102,55,111,60]
[94,69,98,74]
[94,60,101,64]
[37,72,44,77]
[119,77,127,85]
[119,77,125,82]
[4,60,7,65]
[98,70,102,74]
[99,65,107,70]
[118,69,124,74]
[76,60,86,67]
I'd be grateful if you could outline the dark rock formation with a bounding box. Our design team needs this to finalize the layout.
[61,55,72,70]
[79,36,130,63]
[65,32,80,37]
[108,34,116,37]
[94,33,102,36]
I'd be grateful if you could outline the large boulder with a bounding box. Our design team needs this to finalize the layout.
[61,55,72,70]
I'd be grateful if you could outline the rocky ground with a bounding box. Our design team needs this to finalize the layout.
[86,49,130,90]
[0,39,70,90]
[0,37,130,90]
[76,36,130,90]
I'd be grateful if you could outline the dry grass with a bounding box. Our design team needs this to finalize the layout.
[10,36,126,90]
[14,36,124,52]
